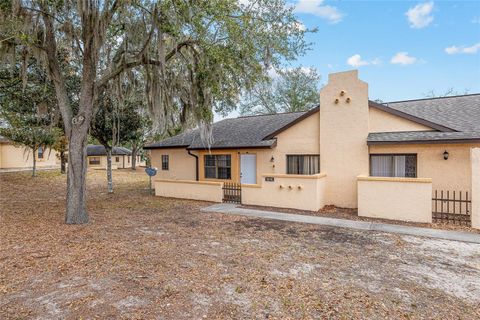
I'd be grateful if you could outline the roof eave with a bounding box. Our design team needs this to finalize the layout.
[143,145,190,150]
[367,138,480,145]
[187,143,276,151]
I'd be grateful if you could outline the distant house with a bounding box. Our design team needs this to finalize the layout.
[145,70,480,227]
[87,145,144,169]
[0,136,58,170]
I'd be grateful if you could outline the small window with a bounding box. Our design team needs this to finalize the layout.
[115,156,120,162]
[89,157,101,165]
[370,154,417,178]
[162,155,169,170]
[204,155,231,179]
[37,146,44,159]
[287,155,320,175]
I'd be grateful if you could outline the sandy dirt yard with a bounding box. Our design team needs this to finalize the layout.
[1,169,479,319]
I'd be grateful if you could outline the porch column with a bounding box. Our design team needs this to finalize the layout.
[471,148,480,229]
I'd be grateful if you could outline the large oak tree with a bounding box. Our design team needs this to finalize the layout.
[1,0,309,224]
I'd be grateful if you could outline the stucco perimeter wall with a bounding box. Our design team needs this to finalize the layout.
[155,179,223,202]
[242,173,326,211]
[471,148,480,229]
[370,143,480,192]
[0,144,57,169]
[358,176,432,223]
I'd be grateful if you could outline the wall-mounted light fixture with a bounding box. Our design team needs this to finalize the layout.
[443,150,449,160]
[270,156,275,162]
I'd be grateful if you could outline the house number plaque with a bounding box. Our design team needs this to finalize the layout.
[265,177,275,182]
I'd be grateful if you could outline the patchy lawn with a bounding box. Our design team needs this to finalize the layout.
[1,170,479,319]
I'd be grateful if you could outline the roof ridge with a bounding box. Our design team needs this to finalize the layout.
[235,106,319,119]
[386,93,480,104]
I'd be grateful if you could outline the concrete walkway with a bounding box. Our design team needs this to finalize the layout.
[202,203,480,244]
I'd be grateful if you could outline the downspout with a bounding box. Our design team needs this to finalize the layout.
[187,150,199,181]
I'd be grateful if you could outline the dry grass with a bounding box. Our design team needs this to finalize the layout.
[1,169,479,319]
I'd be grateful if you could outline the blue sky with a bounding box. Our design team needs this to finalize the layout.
[217,0,480,120]
[292,0,480,101]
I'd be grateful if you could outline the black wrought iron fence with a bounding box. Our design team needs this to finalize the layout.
[432,190,471,226]
[223,182,241,204]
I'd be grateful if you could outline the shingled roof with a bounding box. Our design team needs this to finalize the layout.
[368,131,480,145]
[87,145,132,156]
[144,107,319,150]
[368,94,480,144]
[146,94,480,149]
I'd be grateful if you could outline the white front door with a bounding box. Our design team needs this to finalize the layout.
[240,154,257,184]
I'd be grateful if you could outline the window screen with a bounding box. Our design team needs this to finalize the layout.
[162,155,169,170]
[204,155,231,179]
[37,146,44,159]
[286,155,320,175]
[89,157,100,165]
[370,154,417,178]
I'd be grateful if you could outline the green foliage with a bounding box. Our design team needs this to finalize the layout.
[90,91,147,149]
[240,67,320,115]
[0,60,58,154]
[1,0,313,137]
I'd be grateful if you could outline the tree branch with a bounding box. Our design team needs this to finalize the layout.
[96,40,198,91]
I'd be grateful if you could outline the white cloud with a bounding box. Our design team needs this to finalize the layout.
[347,55,369,67]
[406,1,434,29]
[294,0,344,24]
[370,58,383,66]
[472,17,480,24]
[390,52,418,65]
[445,43,480,55]
[346,54,382,68]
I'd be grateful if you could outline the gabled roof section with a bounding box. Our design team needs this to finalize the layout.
[368,100,456,132]
[146,93,480,149]
[384,94,480,133]
[262,106,319,140]
[87,145,132,156]
[368,94,480,144]
[144,109,314,150]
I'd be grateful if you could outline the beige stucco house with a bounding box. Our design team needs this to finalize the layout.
[145,70,480,228]
[0,136,58,170]
[87,145,144,169]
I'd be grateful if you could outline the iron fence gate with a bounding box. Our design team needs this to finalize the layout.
[432,190,471,226]
[223,182,241,204]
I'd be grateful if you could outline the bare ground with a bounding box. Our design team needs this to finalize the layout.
[1,170,479,319]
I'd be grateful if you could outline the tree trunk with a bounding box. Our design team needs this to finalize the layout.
[32,147,37,177]
[106,148,113,193]
[131,144,138,170]
[65,128,89,224]
[60,151,67,174]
